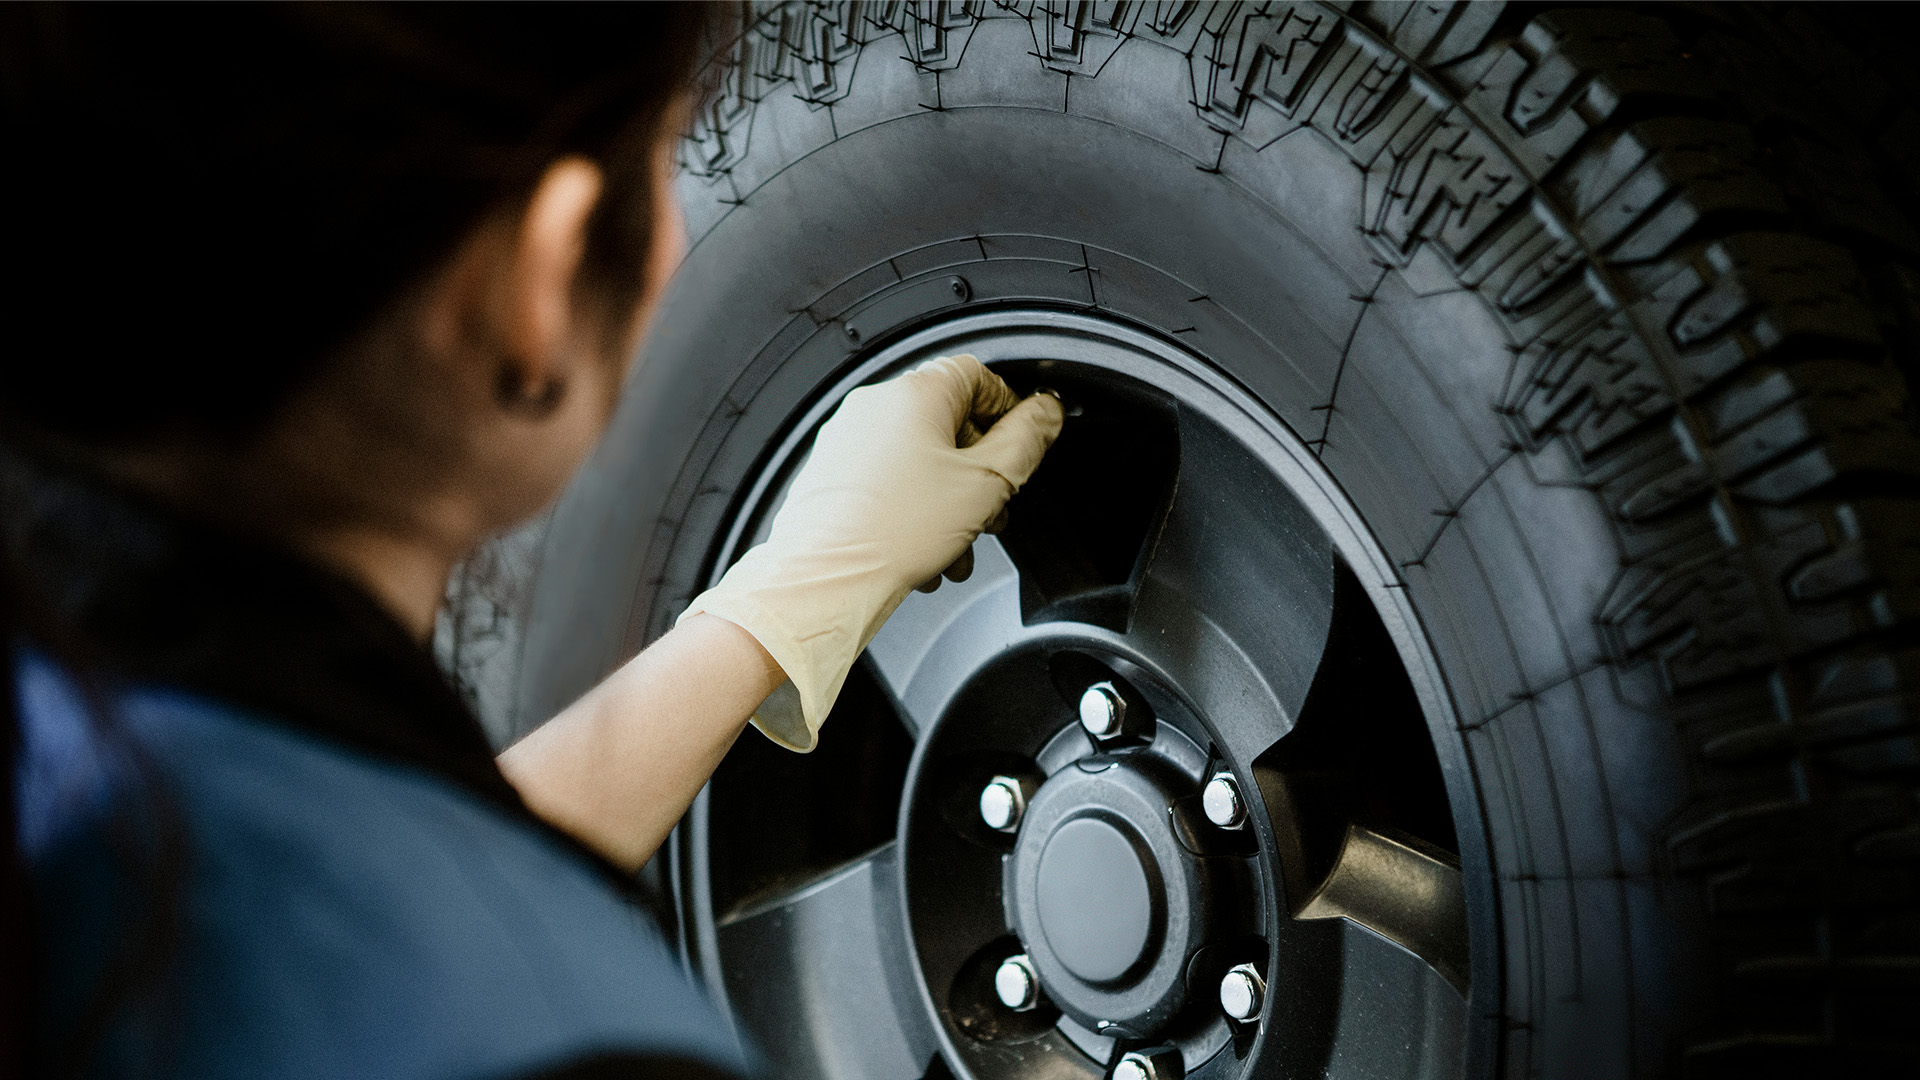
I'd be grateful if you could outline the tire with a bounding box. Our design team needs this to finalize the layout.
[440,4,1920,1078]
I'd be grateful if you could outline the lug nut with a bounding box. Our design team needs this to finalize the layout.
[1219,962,1265,1022]
[1112,1047,1182,1080]
[1079,682,1125,739]
[994,953,1039,1011]
[979,775,1027,832]
[1202,771,1247,829]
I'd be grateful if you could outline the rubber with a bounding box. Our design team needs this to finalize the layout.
[440,4,1920,1077]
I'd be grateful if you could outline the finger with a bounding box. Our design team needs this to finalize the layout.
[906,355,994,444]
[957,416,988,449]
[967,391,1066,488]
[964,360,1021,432]
[983,506,1011,534]
[911,354,1023,447]
[942,546,975,583]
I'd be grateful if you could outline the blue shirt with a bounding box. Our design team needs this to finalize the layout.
[16,653,748,1080]
[7,458,750,1080]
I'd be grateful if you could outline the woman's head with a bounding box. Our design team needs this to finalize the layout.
[1,4,716,620]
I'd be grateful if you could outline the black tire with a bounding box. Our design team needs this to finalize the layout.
[441,4,1920,1077]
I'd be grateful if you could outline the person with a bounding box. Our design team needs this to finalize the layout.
[0,7,1064,1079]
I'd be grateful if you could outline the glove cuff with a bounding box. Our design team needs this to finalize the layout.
[677,546,909,753]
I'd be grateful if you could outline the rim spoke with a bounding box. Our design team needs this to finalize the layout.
[715,843,939,1079]
[1123,413,1337,763]
[1319,919,1470,1079]
[865,535,1026,738]
[1296,825,1469,995]
[1125,575,1296,767]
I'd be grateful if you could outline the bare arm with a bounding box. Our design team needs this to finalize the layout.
[498,358,1060,873]
[496,613,785,871]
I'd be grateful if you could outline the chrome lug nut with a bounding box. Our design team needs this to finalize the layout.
[1202,771,1247,829]
[993,953,1039,1011]
[1219,962,1265,1022]
[979,775,1027,833]
[1113,1047,1182,1080]
[1079,681,1125,738]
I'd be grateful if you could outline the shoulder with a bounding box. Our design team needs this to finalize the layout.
[18,655,750,1080]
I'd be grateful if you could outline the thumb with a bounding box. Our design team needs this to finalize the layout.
[966,392,1065,489]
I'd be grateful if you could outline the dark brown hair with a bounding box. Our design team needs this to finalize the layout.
[1,3,715,442]
[0,4,722,1074]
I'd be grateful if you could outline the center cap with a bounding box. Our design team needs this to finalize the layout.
[1036,817,1156,982]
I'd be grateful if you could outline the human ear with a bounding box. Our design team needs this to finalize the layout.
[489,156,605,405]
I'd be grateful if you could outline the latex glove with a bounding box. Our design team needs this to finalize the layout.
[679,355,1064,752]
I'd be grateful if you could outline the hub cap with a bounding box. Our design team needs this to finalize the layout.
[1036,818,1152,982]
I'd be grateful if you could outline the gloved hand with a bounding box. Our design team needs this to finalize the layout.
[679,355,1064,752]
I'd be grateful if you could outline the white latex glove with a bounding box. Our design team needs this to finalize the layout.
[678,355,1064,752]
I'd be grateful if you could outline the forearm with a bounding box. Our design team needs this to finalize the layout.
[497,358,1059,872]
[496,613,787,871]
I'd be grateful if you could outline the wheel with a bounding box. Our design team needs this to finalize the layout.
[440,4,1920,1078]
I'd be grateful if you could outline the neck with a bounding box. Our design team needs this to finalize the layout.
[292,526,456,640]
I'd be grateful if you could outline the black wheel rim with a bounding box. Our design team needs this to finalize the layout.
[676,310,1492,1080]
